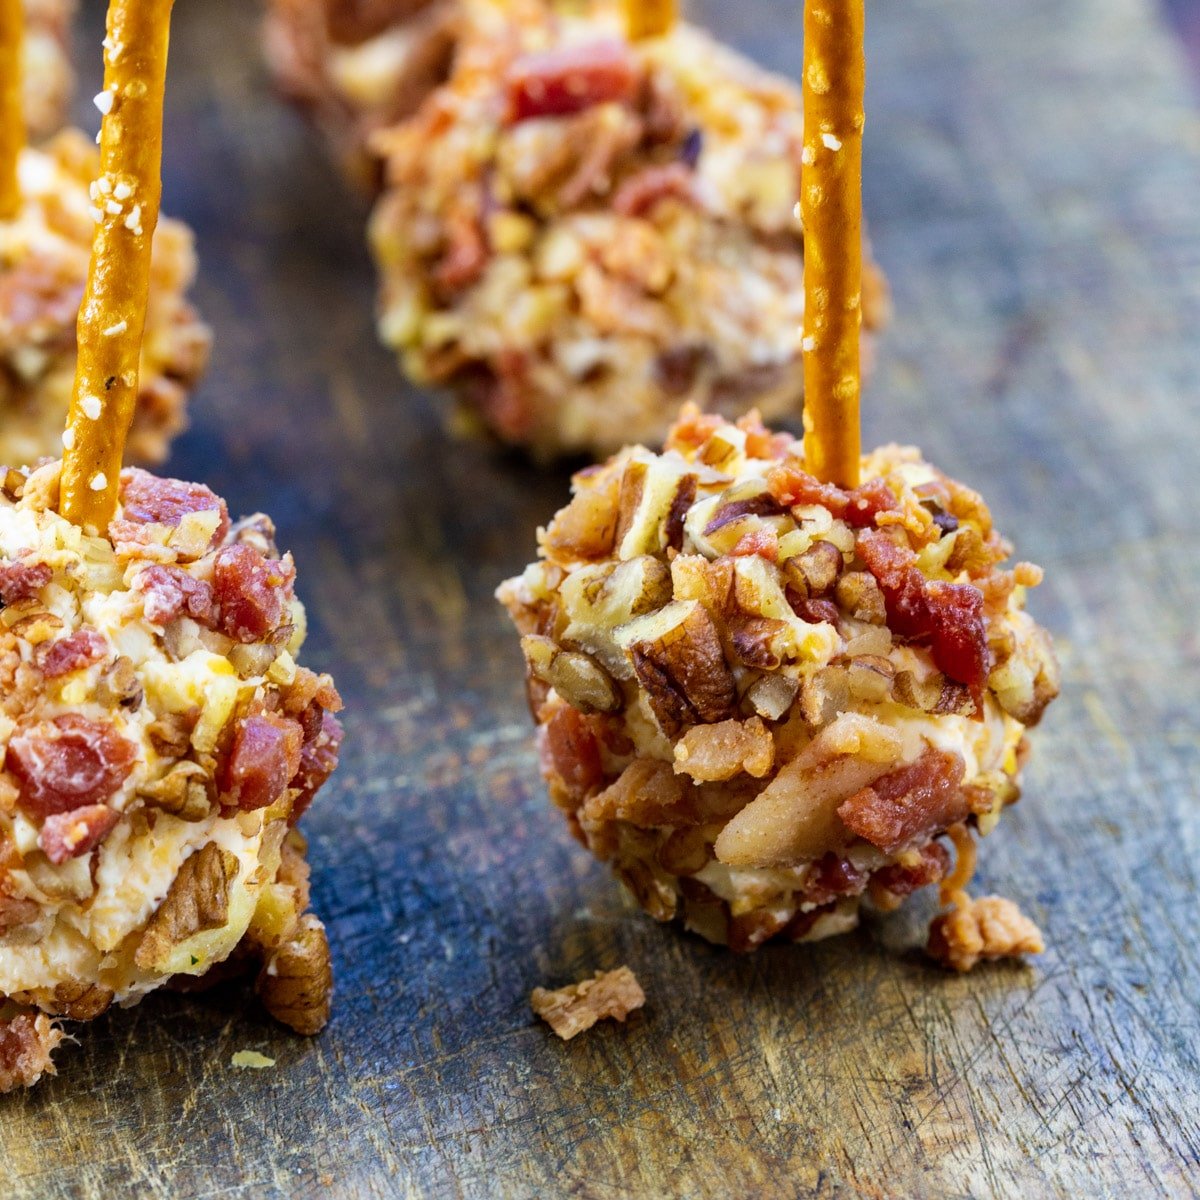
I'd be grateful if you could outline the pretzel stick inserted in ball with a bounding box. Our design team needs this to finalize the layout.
[59,0,174,532]
[623,0,677,40]
[801,0,864,488]
[0,0,23,219]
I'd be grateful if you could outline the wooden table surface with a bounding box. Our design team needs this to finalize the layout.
[4,0,1200,1195]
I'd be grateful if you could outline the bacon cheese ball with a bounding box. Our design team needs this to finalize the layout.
[264,0,459,186]
[0,131,209,470]
[369,2,889,460]
[498,408,1059,953]
[23,0,76,140]
[0,460,343,1091]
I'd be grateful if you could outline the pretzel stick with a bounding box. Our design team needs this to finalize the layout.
[801,0,864,488]
[0,0,23,219]
[59,0,174,532]
[623,0,677,40]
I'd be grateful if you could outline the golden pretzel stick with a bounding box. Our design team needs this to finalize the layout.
[801,0,864,488]
[623,0,677,40]
[60,0,174,532]
[0,0,23,220]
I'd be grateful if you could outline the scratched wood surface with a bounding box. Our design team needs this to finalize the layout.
[2,0,1199,1195]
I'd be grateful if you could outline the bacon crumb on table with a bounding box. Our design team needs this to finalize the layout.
[927,894,1045,973]
[531,966,646,1040]
[499,408,1060,954]
[0,1010,64,1091]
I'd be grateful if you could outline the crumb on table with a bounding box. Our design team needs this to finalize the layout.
[927,894,1044,973]
[531,966,646,1040]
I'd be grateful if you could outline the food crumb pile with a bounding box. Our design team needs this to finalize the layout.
[499,407,1058,957]
[0,460,342,1090]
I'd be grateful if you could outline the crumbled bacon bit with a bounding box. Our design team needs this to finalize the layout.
[7,714,137,817]
[506,39,640,124]
[116,468,230,542]
[434,209,487,292]
[926,582,990,707]
[856,529,990,702]
[37,629,107,677]
[212,544,295,643]
[767,462,900,528]
[0,1012,63,1093]
[805,853,867,905]
[133,564,217,627]
[0,558,51,604]
[837,748,969,855]
[220,714,304,812]
[37,804,119,864]
[736,411,795,460]
[927,894,1044,972]
[289,710,344,823]
[612,163,695,217]
[731,527,778,560]
[540,704,605,805]
[665,404,725,453]
[531,966,645,1040]
[869,841,950,909]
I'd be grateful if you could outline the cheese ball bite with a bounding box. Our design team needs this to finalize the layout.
[264,0,459,187]
[0,460,343,1090]
[0,130,209,469]
[22,0,75,140]
[369,2,889,460]
[498,408,1058,953]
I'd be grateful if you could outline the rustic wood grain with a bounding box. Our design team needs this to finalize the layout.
[3,0,1200,1195]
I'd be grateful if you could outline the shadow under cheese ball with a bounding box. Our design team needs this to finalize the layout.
[0,132,209,470]
[498,408,1059,957]
[369,0,889,460]
[0,462,343,1091]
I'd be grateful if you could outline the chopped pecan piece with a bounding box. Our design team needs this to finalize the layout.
[530,966,645,1040]
[135,843,240,970]
[138,761,213,821]
[927,894,1044,972]
[95,656,145,709]
[11,982,115,1021]
[521,635,621,714]
[782,539,843,597]
[256,913,333,1035]
[617,601,736,735]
